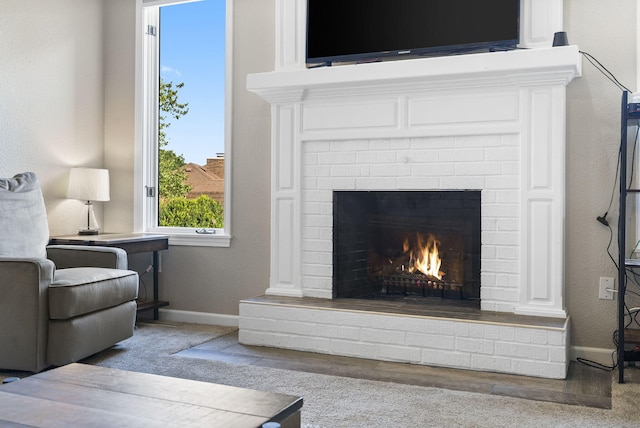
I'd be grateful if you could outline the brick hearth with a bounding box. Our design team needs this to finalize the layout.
[240,296,569,379]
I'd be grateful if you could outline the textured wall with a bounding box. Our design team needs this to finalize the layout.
[0,0,105,235]
[565,0,637,351]
[103,0,138,234]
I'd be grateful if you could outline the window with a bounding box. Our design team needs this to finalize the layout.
[138,0,231,247]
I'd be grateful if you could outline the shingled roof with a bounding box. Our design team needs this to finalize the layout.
[184,156,225,204]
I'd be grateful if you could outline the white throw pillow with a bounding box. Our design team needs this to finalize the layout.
[0,172,49,259]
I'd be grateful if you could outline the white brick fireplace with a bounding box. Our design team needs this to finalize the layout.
[240,0,582,379]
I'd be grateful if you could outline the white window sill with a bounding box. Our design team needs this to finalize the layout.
[169,233,231,247]
[147,230,231,247]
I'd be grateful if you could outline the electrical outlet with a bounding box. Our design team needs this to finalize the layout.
[599,277,614,300]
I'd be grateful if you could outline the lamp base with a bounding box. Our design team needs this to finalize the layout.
[78,229,100,236]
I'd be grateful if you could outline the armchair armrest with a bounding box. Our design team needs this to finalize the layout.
[0,257,55,285]
[47,245,129,270]
[0,257,54,372]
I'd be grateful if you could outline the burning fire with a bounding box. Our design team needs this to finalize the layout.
[403,234,444,280]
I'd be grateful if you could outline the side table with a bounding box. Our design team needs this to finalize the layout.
[48,233,169,320]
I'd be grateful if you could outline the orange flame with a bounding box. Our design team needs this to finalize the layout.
[406,234,443,279]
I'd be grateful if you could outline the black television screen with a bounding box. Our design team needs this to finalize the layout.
[306,0,520,65]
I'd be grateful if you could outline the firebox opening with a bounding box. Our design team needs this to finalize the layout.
[333,191,481,307]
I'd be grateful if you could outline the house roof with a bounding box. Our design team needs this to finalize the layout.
[184,160,224,202]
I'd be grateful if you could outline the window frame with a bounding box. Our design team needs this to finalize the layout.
[135,0,232,247]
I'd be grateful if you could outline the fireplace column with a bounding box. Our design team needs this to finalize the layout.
[270,103,304,297]
[514,87,568,318]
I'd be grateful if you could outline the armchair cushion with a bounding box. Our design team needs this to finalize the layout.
[0,172,49,259]
[49,267,138,319]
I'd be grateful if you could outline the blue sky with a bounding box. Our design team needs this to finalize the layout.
[160,0,225,165]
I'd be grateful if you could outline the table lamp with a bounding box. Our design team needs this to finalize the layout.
[67,167,110,235]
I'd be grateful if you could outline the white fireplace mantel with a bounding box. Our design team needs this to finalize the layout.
[248,47,582,105]
[248,46,581,319]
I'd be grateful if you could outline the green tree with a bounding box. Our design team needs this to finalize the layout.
[157,80,224,228]
[159,195,224,228]
[159,80,191,199]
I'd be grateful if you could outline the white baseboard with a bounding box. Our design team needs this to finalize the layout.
[571,346,616,367]
[157,309,239,327]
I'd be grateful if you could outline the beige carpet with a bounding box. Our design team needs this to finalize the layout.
[88,322,640,427]
[5,321,640,427]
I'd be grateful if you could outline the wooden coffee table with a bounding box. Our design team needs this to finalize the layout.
[0,363,302,427]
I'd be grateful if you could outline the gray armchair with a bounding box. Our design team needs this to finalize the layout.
[0,172,138,372]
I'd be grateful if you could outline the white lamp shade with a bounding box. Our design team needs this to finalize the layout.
[67,168,110,201]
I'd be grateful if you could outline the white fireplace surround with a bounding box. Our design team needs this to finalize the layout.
[249,46,581,317]
[240,0,582,379]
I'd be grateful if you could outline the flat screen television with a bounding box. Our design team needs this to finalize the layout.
[306,0,520,66]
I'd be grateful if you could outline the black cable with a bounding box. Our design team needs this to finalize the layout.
[585,49,632,228]
[597,109,625,228]
[629,126,640,188]
[626,268,640,290]
[576,329,618,371]
[597,141,621,228]
[579,50,632,92]
[576,356,615,371]
[625,276,640,298]
[605,222,619,271]
[624,303,635,328]
[137,270,149,302]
